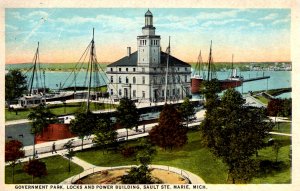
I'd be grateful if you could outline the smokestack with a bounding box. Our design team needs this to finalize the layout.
[127,47,131,57]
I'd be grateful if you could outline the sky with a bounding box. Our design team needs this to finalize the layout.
[5,8,290,64]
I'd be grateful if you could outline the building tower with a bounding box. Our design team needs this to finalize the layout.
[137,9,161,66]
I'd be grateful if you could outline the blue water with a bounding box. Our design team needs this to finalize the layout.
[25,70,291,97]
[25,71,108,90]
[275,92,292,99]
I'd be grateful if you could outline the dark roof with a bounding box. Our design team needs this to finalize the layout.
[107,51,190,67]
[145,10,153,17]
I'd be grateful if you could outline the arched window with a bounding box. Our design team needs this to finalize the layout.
[133,77,136,84]
[110,76,113,83]
[119,77,122,83]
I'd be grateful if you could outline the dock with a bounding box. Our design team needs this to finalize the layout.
[243,76,270,82]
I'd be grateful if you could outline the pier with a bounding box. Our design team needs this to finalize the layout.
[243,76,270,82]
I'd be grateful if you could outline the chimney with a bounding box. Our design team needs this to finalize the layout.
[127,47,131,57]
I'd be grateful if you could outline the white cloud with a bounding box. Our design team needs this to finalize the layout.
[10,11,23,20]
[6,24,18,31]
[272,18,290,25]
[249,22,263,27]
[201,18,248,27]
[260,13,278,20]
[27,11,49,19]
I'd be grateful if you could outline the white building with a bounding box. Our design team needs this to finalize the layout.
[106,10,191,102]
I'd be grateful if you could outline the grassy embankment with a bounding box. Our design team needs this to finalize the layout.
[5,155,84,184]
[5,102,116,121]
[76,129,291,184]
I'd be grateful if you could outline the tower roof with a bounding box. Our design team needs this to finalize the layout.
[145,9,153,17]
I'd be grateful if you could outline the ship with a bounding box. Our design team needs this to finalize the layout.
[191,41,244,94]
[11,42,74,109]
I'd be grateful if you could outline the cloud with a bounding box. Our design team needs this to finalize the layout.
[27,11,49,19]
[201,18,248,27]
[9,11,24,20]
[259,13,278,20]
[6,24,18,31]
[272,18,290,25]
[249,22,263,27]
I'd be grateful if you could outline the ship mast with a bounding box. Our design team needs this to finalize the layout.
[207,40,212,81]
[87,28,95,112]
[29,42,39,95]
[164,36,170,103]
[231,54,234,77]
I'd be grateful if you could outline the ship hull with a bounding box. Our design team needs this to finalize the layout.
[191,78,204,94]
[220,79,243,90]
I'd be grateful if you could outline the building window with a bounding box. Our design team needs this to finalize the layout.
[110,76,113,83]
[126,77,129,84]
[119,77,122,83]
[133,77,136,84]
[167,90,169,97]
[162,90,164,97]
[126,68,128,72]
[110,89,113,95]
[133,90,136,98]
[173,89,175,95]
[133,68,136,72]
[154,67,156,71]
[119,68,121,72]
[177,89,180,96]
[110,68,113,72]
[177,76,180,83]
[153,77,156,84]
[142,91,145,98]
[142,76,145,84]
[119,89,122,96]
[185,75,187,82]
[185,67,187,71]
[142,68,145,72]
[161,77,165,83]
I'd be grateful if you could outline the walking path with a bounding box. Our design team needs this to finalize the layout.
[59,163,205,184]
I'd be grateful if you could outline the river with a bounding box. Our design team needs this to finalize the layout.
[25,70,291,97]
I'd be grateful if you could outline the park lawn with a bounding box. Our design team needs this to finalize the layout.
[272,122,291,134]
[76,130,229,184]
[76,130,291,184]
[5,155,84,184]
[5,108,30,121]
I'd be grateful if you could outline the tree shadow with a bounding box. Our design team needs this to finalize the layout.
[257,159,289,177]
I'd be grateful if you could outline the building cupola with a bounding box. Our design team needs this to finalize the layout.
[145,9,153,26]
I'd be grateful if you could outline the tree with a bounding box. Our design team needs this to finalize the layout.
[23,159,47,183]
[69,111,95,150]
[200,88,273,183]
[200,79,221,110]
[116,98,139,140]
[5,140,25,183]
[121,139,157,184]
[179,97,195,128]
[28,104,57,157]
[5,69,27,108]
[93,116,117,154]
[149,104,187,150]
[63,139,75,173]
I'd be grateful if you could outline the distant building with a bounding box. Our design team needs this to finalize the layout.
[106,10,191,102]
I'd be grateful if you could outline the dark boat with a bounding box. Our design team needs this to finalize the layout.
[191,50,205,94]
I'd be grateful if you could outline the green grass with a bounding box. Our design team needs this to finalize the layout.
[254,95,269,104]
[272,122,292,134]
[5,103,116,121]
[5,155,84,184]
[76,130,291,184]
